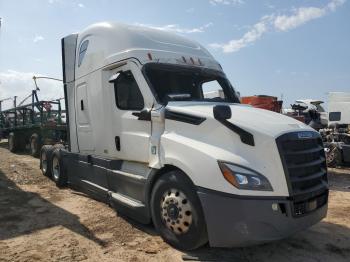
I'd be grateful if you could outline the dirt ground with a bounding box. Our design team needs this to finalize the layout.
[0,140,350,262]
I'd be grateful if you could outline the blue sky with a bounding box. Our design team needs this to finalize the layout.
[0,0,349,109]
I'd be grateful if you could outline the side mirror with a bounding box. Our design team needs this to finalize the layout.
[213,105,232,120]
[109,72,121,83]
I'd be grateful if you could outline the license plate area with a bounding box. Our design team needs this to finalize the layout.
[292,191,328,217]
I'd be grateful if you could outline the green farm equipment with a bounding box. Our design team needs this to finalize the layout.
[0,87,67,157]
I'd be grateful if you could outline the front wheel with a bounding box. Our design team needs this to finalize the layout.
[150,170,208,251]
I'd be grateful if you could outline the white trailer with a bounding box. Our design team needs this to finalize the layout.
[40,22,328,250]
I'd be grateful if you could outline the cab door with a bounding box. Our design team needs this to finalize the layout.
[108,62,153,163]
[76,81,94,152]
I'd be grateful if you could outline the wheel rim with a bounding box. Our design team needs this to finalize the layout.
[160,189,193,235]
[9,136,14,150]
[31,139,36,154]
[52,156,60,180]
[326,147,336,164]
[41,152,47,173]
[327,151,335,164]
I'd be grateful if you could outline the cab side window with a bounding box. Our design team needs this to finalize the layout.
[78,40,89,67]
[202,80,226,99]
[114,71,144,110]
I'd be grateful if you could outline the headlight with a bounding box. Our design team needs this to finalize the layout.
[218,161,273,191]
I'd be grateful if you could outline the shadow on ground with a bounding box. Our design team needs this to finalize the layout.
[0,139,29,156]
[0,168,106,246]
[328,168,350,192]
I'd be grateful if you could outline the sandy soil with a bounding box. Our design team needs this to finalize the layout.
[0,140,350,262]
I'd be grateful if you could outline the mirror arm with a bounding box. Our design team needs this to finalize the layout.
[132,109,151,121]
[109,71,122,83]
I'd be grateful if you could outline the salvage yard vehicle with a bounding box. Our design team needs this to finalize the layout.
[282,99,327,130]
[40,22,329,250]
[0,89,67,156]
[321,92,350,167]
[241,95,283,113]
[294,99,328,127]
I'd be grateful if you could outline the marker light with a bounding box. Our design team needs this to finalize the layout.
[271,203,279,211]
[218,161,273,191]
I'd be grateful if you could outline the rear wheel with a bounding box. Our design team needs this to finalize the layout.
[8,133,17,152]
[51,148,67,187]
[53,143,65,150]
[40,145,54,177]
[150,170,208,251]
[30,133,41,157]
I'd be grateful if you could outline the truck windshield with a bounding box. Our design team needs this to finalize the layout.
[143,63,240,104]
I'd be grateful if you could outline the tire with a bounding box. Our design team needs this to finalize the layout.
[30,133,41,157]
[40,145,54,177]
[326,144,342,167]
[150,170,208,251]
[53,143,65,150]
[8,132,17,152]
[51,148,67,187]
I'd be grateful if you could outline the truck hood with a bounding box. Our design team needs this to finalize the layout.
[166,101,314,138]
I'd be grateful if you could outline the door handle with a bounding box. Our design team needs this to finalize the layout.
[132,109,151,121]
[115,136,120,151]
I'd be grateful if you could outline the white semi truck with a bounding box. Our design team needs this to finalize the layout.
[40,22,328,250]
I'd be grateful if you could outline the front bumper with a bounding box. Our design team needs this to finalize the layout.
[197,187,328,247]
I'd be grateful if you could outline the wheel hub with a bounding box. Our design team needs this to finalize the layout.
[160,189,193,235]
[52,156,60,180]
[41,152,47,173]
[167,204,179,220]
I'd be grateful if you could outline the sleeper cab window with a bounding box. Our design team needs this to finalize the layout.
[113,71,144,110]
[78,40,89,67]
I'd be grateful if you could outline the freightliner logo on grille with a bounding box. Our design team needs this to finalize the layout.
[297,131,313,139]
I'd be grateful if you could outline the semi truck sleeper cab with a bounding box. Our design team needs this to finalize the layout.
[40,22,328,250]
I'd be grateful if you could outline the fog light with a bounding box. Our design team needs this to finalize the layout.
[272,203,279,211]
